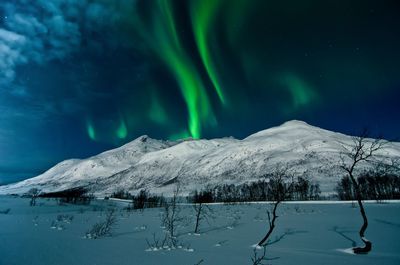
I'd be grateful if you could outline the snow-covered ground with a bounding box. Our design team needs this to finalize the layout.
[0,196,399,265]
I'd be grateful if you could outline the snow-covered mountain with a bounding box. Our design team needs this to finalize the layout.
[1,120,399,196]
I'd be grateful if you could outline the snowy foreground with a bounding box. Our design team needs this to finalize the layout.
[0,197,399,265]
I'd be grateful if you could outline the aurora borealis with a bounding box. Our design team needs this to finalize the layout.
[1,0,400,183]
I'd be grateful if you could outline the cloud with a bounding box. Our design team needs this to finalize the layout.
[0,1,74,86]
[0,28,27,84]
[0,0,125,88]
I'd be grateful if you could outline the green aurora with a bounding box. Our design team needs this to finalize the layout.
[85,0,321,141]
[78,0,400,144]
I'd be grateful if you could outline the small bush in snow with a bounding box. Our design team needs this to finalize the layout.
[86,208,117,239]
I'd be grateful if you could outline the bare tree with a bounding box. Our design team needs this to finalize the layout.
[162,184,184,247]
[257,165,294,246]
[145,184,189,251]
[193,202,213,234]
[27,188,40,206]
[339,129,387,254]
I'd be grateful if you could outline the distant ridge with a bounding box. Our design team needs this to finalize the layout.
[1,121,399,196]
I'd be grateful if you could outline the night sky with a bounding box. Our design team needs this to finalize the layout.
[1,0,400,184]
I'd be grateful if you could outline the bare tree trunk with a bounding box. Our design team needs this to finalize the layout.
[194,203,202,234]
[257,200,280,246]
[351,176,372,254]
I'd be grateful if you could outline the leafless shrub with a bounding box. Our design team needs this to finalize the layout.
[145,232,193,252]
[86,208,118,239]
[50,214,74,230]
[57,214,74,223]
[145,232,169,251]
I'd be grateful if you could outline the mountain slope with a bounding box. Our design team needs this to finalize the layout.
[1,120,399,196]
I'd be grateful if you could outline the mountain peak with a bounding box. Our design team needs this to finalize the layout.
[137,135,150,142]
[281,120,310,127]
[244,120,315,140]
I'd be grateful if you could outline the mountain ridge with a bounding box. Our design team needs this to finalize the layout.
[1,120,399,196]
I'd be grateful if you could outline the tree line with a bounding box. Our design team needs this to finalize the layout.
[188,176,321,204]
[336,172,400,201]
[111,189,167,209]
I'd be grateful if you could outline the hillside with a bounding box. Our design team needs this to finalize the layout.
[1,120,399,196]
